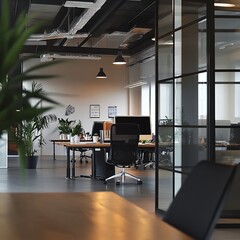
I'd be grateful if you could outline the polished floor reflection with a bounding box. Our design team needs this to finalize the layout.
[0,156,239,239]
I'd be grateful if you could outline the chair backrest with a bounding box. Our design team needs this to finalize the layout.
[109,123,139,166]
[163,160,237,240]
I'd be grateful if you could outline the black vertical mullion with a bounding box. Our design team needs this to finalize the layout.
[155,0,159,212]
[207,0,216,162]
[172,0,176,201]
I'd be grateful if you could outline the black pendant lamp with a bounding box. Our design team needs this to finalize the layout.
[113,51,126,65]
[96,67,107,78]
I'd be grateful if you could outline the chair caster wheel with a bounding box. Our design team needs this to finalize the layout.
[116,181,120,186]
[137,180,143,185]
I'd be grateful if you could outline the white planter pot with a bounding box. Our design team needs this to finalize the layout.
[74,135,80,143]
[93,136,98,143]
[70,136,75,144]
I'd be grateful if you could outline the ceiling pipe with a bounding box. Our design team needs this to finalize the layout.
[77,0,127,48]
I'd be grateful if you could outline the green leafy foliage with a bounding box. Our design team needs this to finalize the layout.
[0,0,59,169]
[58,118,75,134]
[71,121,84,136]
[15,82,57,157]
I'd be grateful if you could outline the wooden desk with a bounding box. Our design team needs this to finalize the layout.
[63,142,155,179]
[0,192,192,240]
[51,139,70,160]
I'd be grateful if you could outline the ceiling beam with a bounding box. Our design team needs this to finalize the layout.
[31,0,63,5]
[21,46,131,56]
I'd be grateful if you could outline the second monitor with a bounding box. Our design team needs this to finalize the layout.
[115,116,152,141]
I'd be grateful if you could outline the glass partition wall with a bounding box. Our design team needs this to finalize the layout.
[156,0,240,220]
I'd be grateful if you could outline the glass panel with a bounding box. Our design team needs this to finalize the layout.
[215,8,240,17]
[215,32,240,70]
[175,77,182,125]
[175,128,182,168]
[215,127,231,143]
[215,84,240,121]
[181,0,206,26]
[181,127,207,166]
[175,73,207,126]
[158,36,173,80]
[158,124,173,169]
[215,7,240,69]
[158,0,173,37]
[215,124,240,165]
[215,72,240,82]
[175,21,207,76]
[158,80,173,120]
[158,169,173,211]
[174,172,183,196]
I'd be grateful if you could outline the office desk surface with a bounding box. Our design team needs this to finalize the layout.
[62,141,155,148]
[0,192,192,240]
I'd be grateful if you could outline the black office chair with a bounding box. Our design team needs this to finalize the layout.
[78,148,91,163]
[163,160,237,240]
[105,123,142,185]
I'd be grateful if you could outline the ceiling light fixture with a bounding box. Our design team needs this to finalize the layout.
[96,68,107,78]
[64,1,94,8]
[214,2,235,7]
[113,51,126,65]
[125,81,147,89]
[40,53,101,61]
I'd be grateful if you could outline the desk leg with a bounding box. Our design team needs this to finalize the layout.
[72,149,76,179]
[53,142,56,160]
[66,147,71,179]
[92,149,96,179]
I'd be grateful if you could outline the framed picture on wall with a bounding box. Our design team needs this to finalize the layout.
[90,104,100,118]
[108,106,117,118]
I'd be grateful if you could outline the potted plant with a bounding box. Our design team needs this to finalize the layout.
[0,0,59,168]
[92,133,99,143]
[70,121,84,143]
[14,81,57,168]
[20,113,57,169]
[58,118,75,140]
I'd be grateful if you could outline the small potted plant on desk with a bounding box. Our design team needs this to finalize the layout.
[58,118,75,140]
[92,133,99,143]
[70,121,84,144]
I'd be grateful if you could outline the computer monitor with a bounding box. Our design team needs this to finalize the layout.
[91,121,104,136]
[115,116,151,140]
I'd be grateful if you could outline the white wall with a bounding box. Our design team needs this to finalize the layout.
[23,55,129,155]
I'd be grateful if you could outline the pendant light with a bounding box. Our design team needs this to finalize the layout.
[113,51,126,65]
[96,67,107,78]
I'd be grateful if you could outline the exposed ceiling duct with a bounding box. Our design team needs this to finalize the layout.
[40,53,102,62]
[66,0,107,35]
[28,0,106,42]
[17,0,156,55]
[28,31,88,41]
